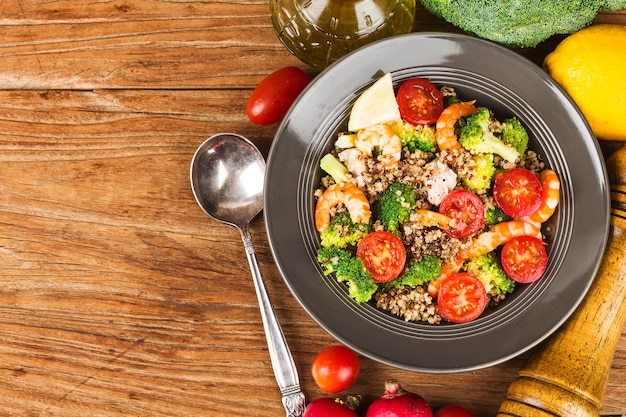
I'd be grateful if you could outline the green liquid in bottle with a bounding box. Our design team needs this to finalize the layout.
[270,0,416,70]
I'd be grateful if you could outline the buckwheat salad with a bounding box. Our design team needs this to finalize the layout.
[314,73,560,324]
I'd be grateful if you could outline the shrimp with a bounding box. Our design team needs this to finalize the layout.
[435,101,477,151]
[461,220,542,260]
[427,257,465,297]
[354,123,402,163]
[413,209,453,231]
[427,220,542,297]
[522,169,560,225]
[315,182,371,233]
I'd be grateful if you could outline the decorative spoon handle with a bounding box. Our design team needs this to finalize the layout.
[240,225,306,417]
[498,144,626,416]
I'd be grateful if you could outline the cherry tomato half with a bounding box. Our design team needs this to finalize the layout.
[304,397,358,417]
[435,405,476,417]
[356,231,406,283]
[246,66,310,125]
[311,345,360,393]
[396,78,444,125]
[501,236,548,283]
[493,168,543,218]
[437,273,488,323]
[438,190,485,238]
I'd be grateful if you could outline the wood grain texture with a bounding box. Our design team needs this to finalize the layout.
[0,2,623,416]
[0,0,297,89]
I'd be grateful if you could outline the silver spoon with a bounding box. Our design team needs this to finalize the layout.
[190,133,305,417]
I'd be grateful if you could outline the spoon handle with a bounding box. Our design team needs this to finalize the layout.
[240,225,306,417]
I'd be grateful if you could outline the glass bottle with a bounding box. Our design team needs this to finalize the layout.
[270,0,416,70]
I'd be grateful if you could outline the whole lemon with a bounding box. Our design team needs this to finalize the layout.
[544,24,626,141]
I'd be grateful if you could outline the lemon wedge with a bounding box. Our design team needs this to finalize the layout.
[348,73,401,132]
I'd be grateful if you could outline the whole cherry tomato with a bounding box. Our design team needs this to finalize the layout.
[435,405,476,417]
[311,345,360,393]
[246,66,310,125]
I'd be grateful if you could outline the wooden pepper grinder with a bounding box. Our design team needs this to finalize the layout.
[497,143,626,416]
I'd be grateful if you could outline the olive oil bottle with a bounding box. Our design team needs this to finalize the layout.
[270,0,416,70]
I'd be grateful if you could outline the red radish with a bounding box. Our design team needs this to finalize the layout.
[304,396,360,417]
[366,379,433,417]
[434,405,476,417]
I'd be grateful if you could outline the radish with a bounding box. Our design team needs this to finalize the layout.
[366,379,433,417]
[304,395,361,417]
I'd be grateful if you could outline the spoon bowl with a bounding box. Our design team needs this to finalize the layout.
[190,133,305,417]
[190,133,265,228]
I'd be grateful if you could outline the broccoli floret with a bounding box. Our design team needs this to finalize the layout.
[390,120,437,153]
[459,108,520,163]
[420,0,606,47]
[378,182,416,235]
[463,252,515,297]
[320,153,349,184]
[462,153,496,192]
[317,247,378,304]
[501,117,529,155]
[383,255,443,288]
[603,0,626,11]
[444,96,461,107]
[320,211,371,249]
[484,205,512,225]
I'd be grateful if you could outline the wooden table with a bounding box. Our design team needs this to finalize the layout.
[0,2,624,416]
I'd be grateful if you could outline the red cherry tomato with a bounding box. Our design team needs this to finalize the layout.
[435,405,476,417]
[396,77,444,125]
[437,273,488,323]
[501,236,548,283]
[246,66,310,125]
[356,231,406,283]
[493,168,543,218]
[438,190,485,238]
[304,397,358,417]
[311,346,360,393]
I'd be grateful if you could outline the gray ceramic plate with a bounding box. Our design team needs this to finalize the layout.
[264,33,610,373]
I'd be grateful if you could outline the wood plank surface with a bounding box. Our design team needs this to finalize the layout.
[0,0,293,89]
[0,2,623,416]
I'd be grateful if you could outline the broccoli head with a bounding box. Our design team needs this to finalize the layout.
[378,182,416,235]
[501,117,529,155]
[317,247,378,304]
[603,0,626,11]
[484,204,512,225]
[320,211,371,249]
[420,0,606,47]
[459,107,520,163]
[320,153,349,184]
[462,153,496,192]
[383,255,443,288]
[390,120,437,153]
[463,252,515,297]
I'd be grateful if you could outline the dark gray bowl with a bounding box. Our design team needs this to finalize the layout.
[264,33,610,372]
